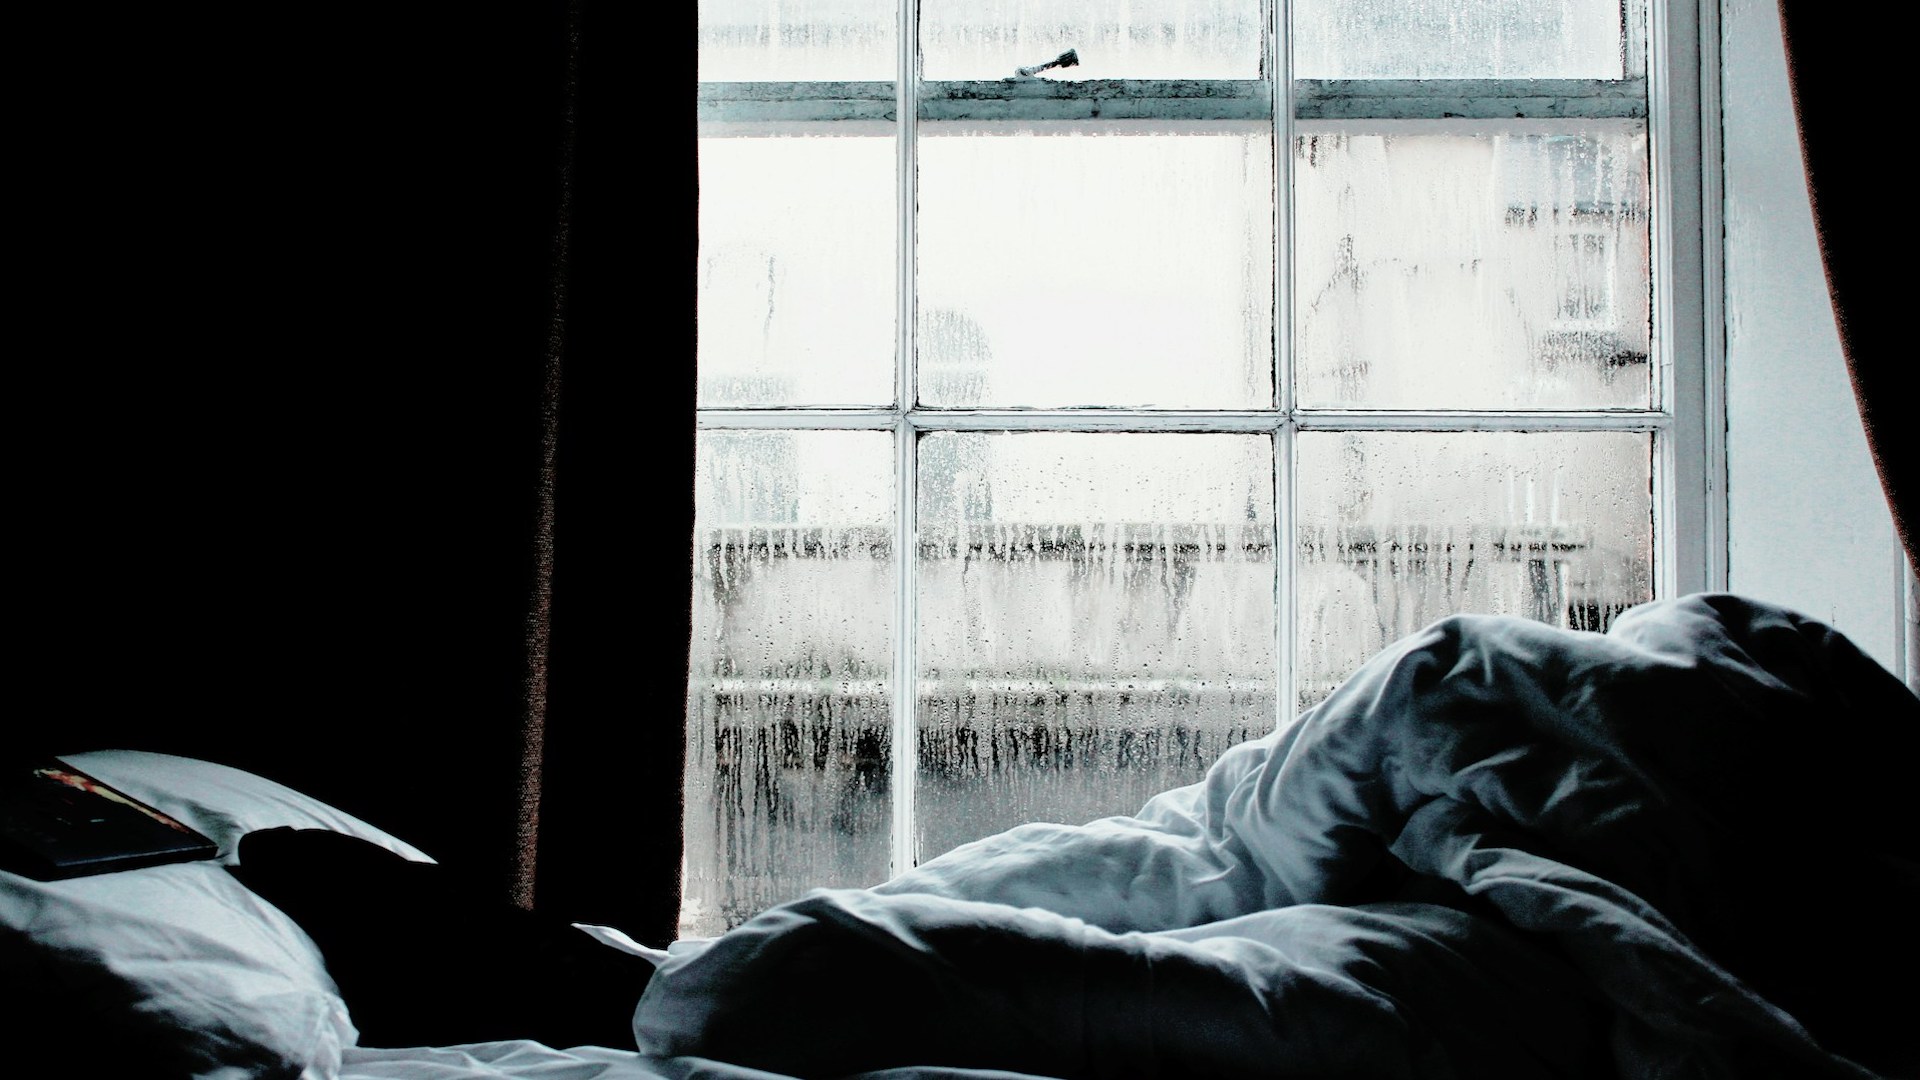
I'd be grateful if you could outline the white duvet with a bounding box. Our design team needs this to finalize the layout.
[629,594,1919,1079]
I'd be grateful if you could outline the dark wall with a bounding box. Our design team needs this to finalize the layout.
[22,3,692,938]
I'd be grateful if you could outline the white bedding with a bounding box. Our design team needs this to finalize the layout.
[10,595,1911,1079]
[339,1042,1071,1080]
[632,594,1919,1079]
[338,1043,659,1080]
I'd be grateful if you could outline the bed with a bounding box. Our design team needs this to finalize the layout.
[4,593,1914,1079]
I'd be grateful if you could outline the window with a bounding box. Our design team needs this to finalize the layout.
[689,0,1713,936]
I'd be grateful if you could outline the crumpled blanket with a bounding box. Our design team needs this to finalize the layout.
[634,594,1920,1079]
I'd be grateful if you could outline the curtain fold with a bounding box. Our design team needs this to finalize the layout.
[1775,0,1916,578]
[529,0,697,945]
[511,0,582,914]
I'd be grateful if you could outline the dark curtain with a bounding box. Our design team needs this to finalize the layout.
[1776,0,1917,577]
[535,2,697,944]
[23,2,692,943]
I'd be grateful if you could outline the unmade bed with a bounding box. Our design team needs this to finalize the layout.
[5,594,1915,1079]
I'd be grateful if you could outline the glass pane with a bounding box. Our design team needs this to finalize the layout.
[699,0,896,81]
[1294,122,1651,410]
[922,0,1262,79]
[1293,0,1628,79]
[1296,431,1653,708]
[919,121,1273,409]
[683,430,895,937]
[698,127,896,407]
[917,432,1275,860]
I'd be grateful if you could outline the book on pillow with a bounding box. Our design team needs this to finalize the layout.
[0,755,218,879]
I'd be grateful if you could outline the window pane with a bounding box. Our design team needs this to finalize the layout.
[1293,0,1628,79]
[916,432,1275,859]
[683,431,895,937]
[919,121,1274,409]
[1294,122,1651,410]
[698,127,896,408]
[699,0,896,81]
[1296,431,1653,708]
[921,0,1261,79]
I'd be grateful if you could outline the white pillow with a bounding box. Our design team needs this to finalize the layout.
[61,750,435,865]
[0,751,431,1079]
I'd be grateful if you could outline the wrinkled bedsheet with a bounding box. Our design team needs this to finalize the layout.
[634,594,1920,1079]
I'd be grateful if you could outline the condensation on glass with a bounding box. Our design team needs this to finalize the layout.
[699,0,1629,81]
[1293,121,1651,410]
[683,430,896,938]
[916,432,1275,858]
[1293,0,1628,79]
[697,128,897,408]
[918,121,1274,410]
[920,0,1262,80]
[698,0,896,81]
[1295,431,1654,707]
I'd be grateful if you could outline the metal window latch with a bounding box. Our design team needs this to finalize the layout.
[1015,48,1080,78]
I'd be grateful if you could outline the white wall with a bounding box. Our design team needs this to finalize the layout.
[1719,0,1906,677]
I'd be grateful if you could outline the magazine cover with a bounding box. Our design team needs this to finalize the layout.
[0,757,217,880]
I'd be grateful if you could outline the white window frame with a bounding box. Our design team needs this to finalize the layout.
[695,0,1724,877]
